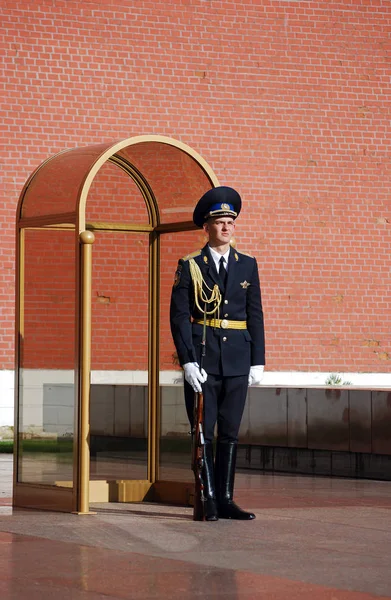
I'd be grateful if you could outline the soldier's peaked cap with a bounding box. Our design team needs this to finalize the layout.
[193,186,242,228]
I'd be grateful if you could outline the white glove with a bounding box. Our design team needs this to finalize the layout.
[248,365,264,386]
[183,362,208,393]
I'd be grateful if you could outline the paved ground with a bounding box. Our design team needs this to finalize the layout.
[1,454,391,599]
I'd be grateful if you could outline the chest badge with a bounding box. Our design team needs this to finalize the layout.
[240,280,250,289]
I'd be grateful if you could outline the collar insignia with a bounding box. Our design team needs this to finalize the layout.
[234,253,239,261]
[240,280,250,289]
[203,255,208,264]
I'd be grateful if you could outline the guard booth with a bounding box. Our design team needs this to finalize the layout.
[14,135,219,513]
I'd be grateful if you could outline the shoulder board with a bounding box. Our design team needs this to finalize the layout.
[236,249,254,259]
[181,249,201,262]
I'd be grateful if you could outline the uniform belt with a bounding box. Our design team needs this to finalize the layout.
[194,318,247,330]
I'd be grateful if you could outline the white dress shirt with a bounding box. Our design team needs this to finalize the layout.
[208,245,230,274]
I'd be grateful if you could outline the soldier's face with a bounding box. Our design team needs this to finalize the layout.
[204,217,235,247]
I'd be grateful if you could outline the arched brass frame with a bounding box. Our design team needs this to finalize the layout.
[14,135,219,513]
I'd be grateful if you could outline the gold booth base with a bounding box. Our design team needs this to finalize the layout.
[13,480,195,512]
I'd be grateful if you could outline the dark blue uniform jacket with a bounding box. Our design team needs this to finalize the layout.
[170,244,265,377]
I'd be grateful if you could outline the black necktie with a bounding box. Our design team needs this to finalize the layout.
[219,256,227,286]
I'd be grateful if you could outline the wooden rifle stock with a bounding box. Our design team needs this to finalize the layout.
[191,389,205,521]
[191,303,207,521]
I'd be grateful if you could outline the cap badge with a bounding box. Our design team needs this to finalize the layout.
[221,203,231,210]
[240,280,250,289]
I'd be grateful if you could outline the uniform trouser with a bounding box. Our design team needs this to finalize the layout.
[184,373,248,443]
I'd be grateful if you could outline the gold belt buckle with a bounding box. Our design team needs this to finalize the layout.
[220,319,228,329]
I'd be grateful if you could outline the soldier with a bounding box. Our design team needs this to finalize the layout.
[170,186,265,521]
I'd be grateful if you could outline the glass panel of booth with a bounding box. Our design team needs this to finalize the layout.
[21,144,111,219]
[117,142,213,224]
[159,229,206,483]
[89,230,149,482]
[85,160,150,226]
[18,227,76,487]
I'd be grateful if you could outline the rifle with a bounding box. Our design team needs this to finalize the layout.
[191,309,207,521]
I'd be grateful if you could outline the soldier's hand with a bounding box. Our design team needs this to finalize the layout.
[183,362,207,393]
[248,365,264,386]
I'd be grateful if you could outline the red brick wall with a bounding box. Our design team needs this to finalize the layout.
[3,0,391,373]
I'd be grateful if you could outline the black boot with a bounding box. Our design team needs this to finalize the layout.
[202,442,219,521]
[215,441,255,520]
